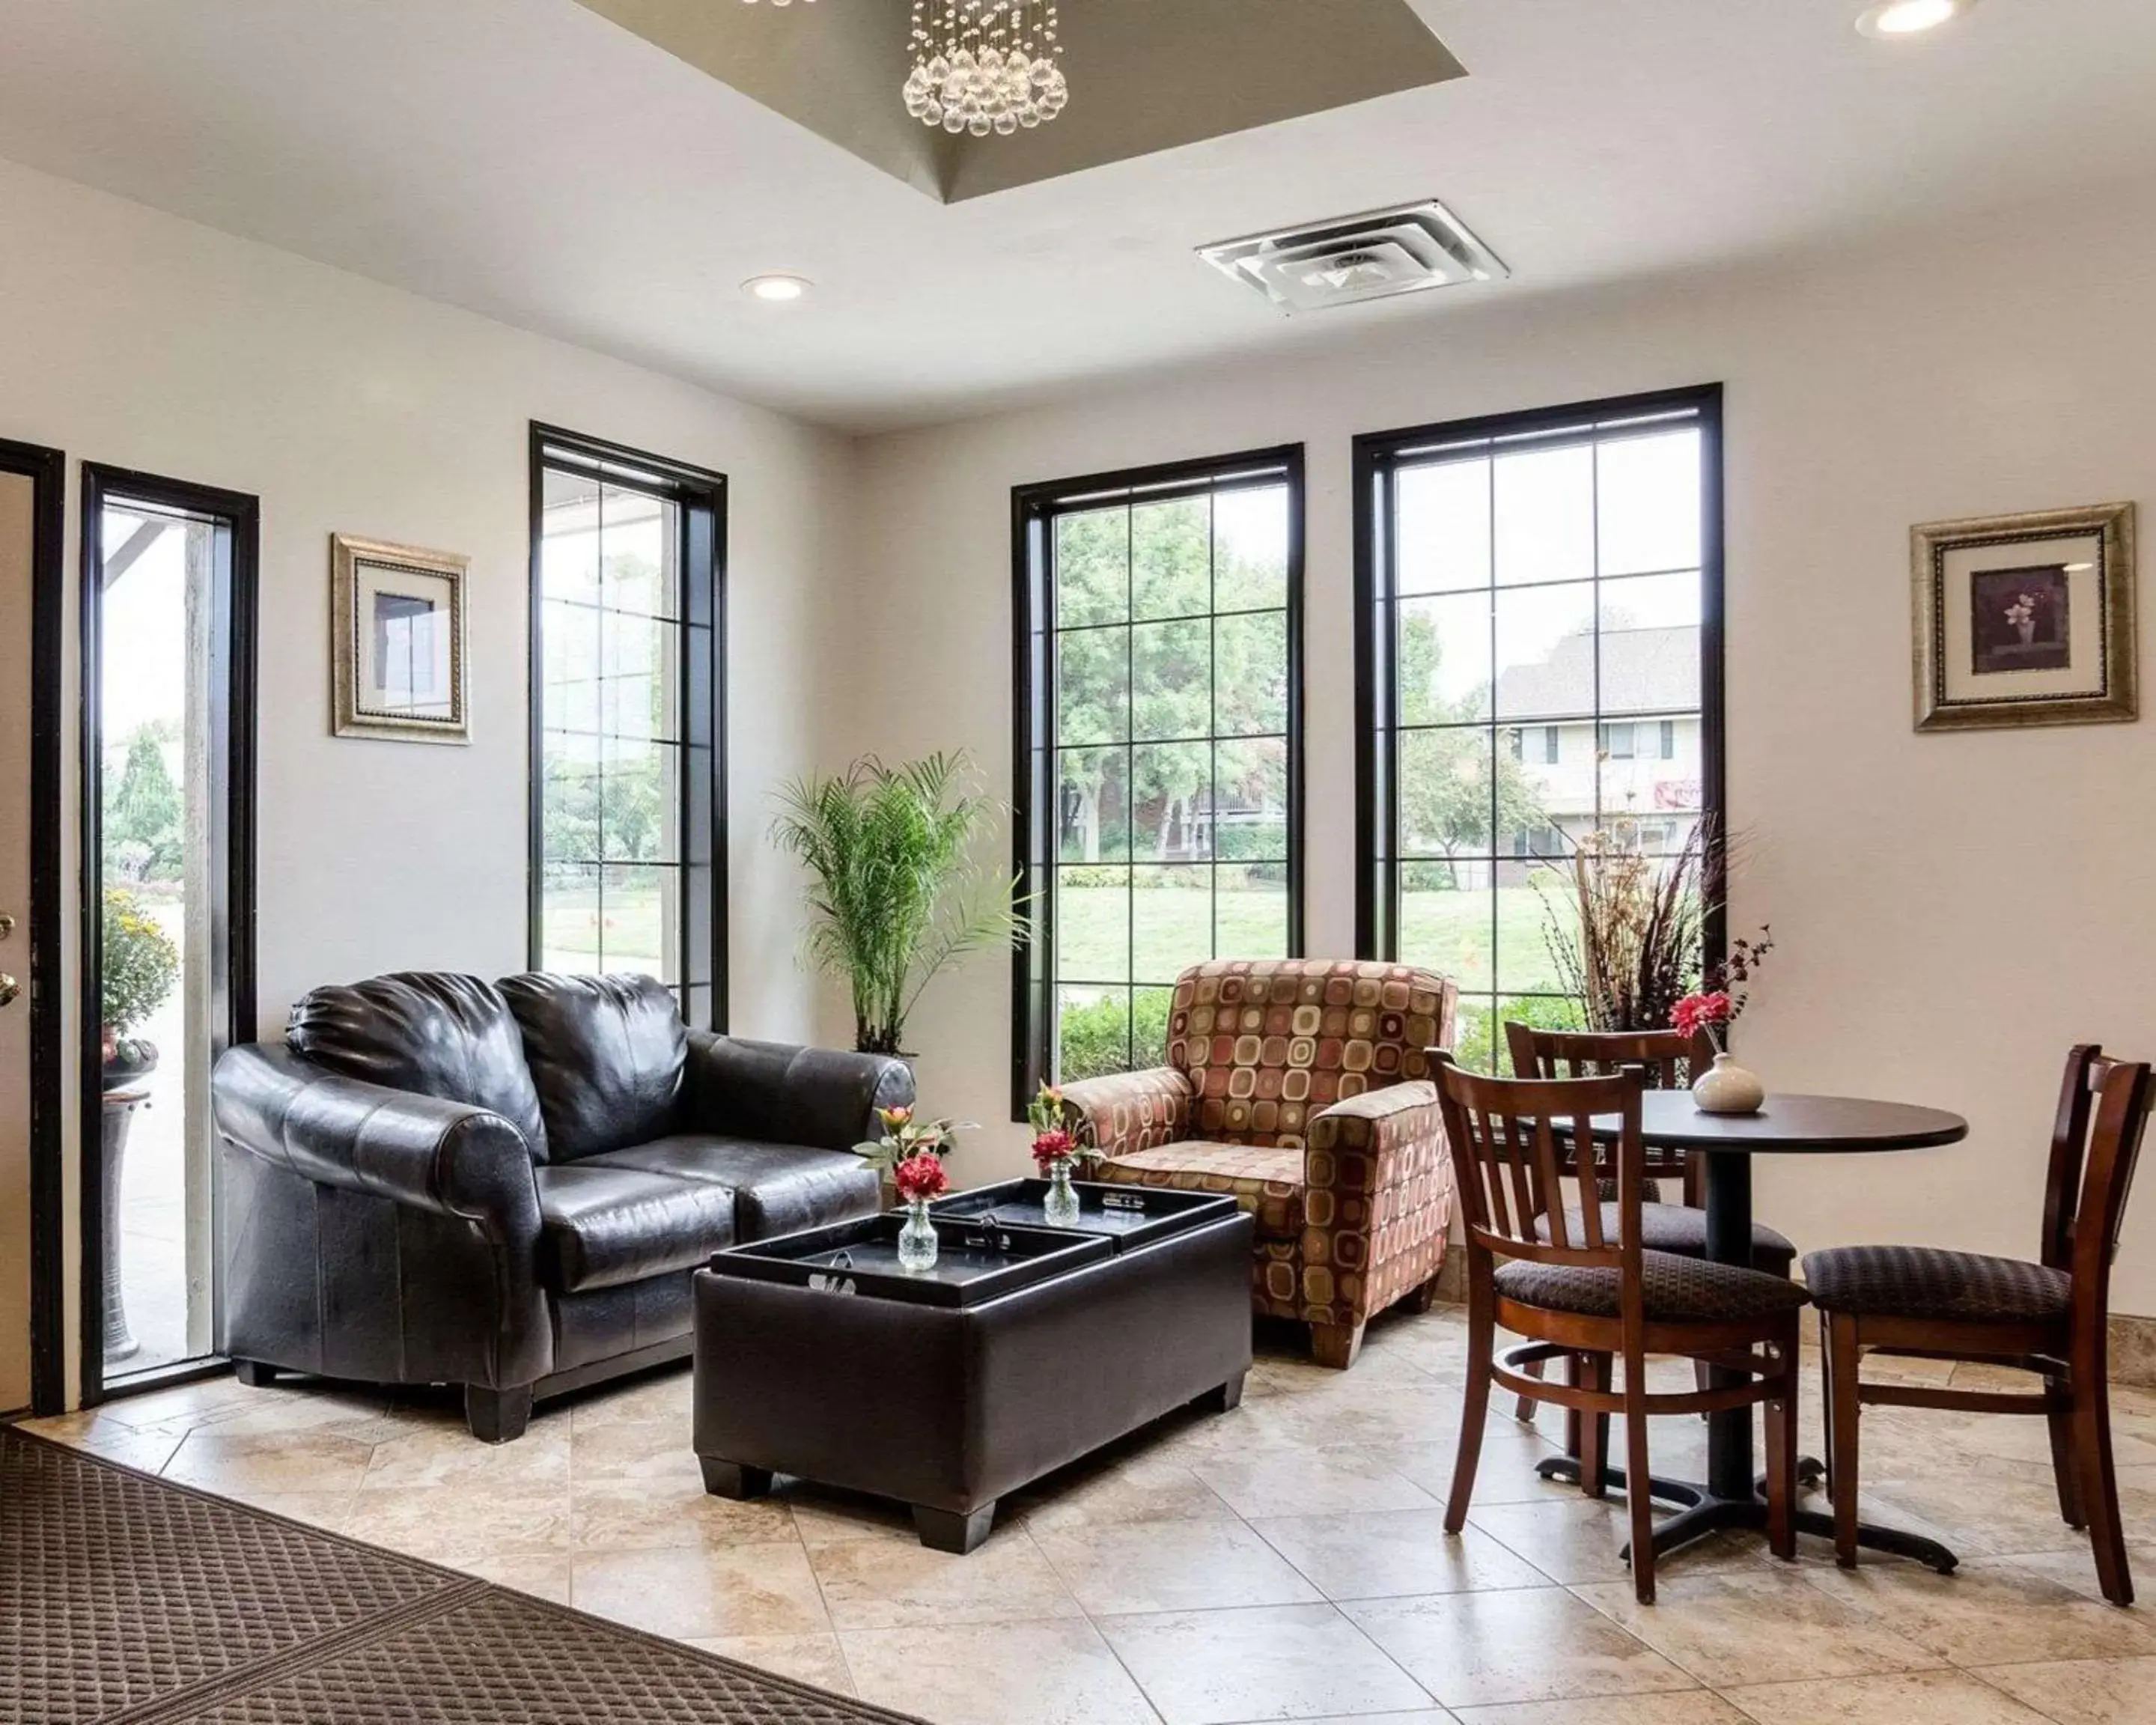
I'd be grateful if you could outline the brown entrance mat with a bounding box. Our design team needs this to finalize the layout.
[1,1427,928,1725]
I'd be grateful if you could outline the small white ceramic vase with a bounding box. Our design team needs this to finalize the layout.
[1692,1052,1765,1116]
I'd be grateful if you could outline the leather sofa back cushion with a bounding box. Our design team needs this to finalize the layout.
[286,972,549,1163]
[499,972,686,1160]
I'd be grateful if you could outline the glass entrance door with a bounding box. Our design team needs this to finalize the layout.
[82,467,255,1397]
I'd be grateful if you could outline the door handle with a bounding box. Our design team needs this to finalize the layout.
[0,973,16,1008]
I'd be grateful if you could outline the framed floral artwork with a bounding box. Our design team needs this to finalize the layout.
[331,534,470,743]
[1911,502,2137,731]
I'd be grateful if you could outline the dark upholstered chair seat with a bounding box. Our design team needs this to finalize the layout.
[1537,1202,1797,1275]
[585,1136,880,1241]
[536,1163,739,1294]
[1803,1245,2071,1326]
[1496,1249,1811,1324]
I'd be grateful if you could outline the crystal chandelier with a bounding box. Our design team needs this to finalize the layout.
[904,1,1068,136]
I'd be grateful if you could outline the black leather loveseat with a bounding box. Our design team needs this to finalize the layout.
[211,970,909,1440]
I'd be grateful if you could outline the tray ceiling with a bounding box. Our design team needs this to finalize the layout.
[571,0,1466,201]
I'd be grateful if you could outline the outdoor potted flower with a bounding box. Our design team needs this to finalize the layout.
[99,886,180,1360]
[103,886,177,1092]
[1027,1083,1096,1227]
[1672,927,1775,1115]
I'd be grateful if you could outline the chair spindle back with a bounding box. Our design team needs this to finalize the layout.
[1432,1054,1647,1272]
[1505,1024,1711,1191]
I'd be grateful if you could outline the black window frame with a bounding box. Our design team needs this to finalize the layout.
[1352,384,1727,1014]
[528,424,727,1029]
[1011,444,1306,1119]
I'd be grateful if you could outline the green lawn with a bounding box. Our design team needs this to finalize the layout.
[1054,881,1568,994]
[540,887,665,973]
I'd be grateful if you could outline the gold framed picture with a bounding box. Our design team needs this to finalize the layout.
[331,534,469,743]
[1911,502,2137,732]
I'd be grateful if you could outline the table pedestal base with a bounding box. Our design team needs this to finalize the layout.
[1535,1455,1958,1572]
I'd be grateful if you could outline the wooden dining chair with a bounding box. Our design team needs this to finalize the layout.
[1434,1055,1809,1602]
[1505,1024,1799,1433]
[1803,1046,2152,1604]
[1505,1025,1715,1206]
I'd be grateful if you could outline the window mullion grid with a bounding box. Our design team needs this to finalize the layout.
[1484,452,1499,1069]
[593,487,609,973]
[1592,440,1605,836]
[1123,501,1135,1072]
[674,504,692,1008]
[1207,486,1219,968]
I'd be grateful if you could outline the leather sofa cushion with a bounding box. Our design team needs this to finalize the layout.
[535,1164,737,1294]
[286,973,549,1162]
[498,973,686,1160]
[586,1135,881,1242]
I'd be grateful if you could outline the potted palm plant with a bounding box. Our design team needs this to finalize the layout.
[772,752,1025,1056]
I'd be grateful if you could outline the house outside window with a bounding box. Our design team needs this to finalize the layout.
[1354,387,1724,1069]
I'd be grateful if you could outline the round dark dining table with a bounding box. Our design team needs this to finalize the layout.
[1539,1089,1970,1569]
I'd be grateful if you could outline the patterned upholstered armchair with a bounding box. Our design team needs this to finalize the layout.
[1061,959,1459,1369]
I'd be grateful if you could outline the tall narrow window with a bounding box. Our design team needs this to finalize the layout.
[530,427,725,1029]
[1355,387,1723,1070]
[1013,448,1304,1111]
[81,465,256,1397]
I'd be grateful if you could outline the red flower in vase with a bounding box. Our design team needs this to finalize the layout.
[1030,1127,1076,1174]
[891,1151,950,1205]
[1671,991,1735,1041]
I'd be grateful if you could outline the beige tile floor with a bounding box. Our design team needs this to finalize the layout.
[21,1303,2156,1725]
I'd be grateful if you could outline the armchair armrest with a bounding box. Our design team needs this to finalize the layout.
[682,1032,915,1154]
[1062,1068,1195,1161]
[212,1044,542,1245]
[1304,1080,1455,1332]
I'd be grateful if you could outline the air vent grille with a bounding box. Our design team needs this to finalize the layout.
[1199,199,1506,313]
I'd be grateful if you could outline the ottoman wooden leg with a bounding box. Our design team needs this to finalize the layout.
[1311,1321,1365,1371]
[233,1360,280,1388]
[701,1458,774,1500]
[913,1503,996,1554]
[1190,1371,1246,1414]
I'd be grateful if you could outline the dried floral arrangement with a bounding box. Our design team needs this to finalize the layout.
[1535,820,1709,1032]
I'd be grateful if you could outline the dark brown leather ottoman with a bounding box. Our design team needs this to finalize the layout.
[692,1190,1254,1553]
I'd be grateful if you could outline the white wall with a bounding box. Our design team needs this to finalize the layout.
[0,156,853,1402]
[845,186,2156,1316]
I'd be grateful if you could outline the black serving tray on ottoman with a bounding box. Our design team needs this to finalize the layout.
[707,1212,1112,1306]
[693,1201,1254,1554]
[932,1178,1237,1251]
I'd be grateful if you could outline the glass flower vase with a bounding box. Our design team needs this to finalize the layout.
[897,1199,940,1272]
[1041,1157,1082,1227]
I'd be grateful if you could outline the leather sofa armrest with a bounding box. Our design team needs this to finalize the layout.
[212,1043,541,1246]
[1062,1068,1194,1160]
[680,1032,916,1153]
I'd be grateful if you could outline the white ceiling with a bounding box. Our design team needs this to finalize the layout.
[0,1,2152,432]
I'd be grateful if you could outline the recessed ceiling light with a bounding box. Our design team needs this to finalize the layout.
[742,274,811,303]
[1856,0,1971,39]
